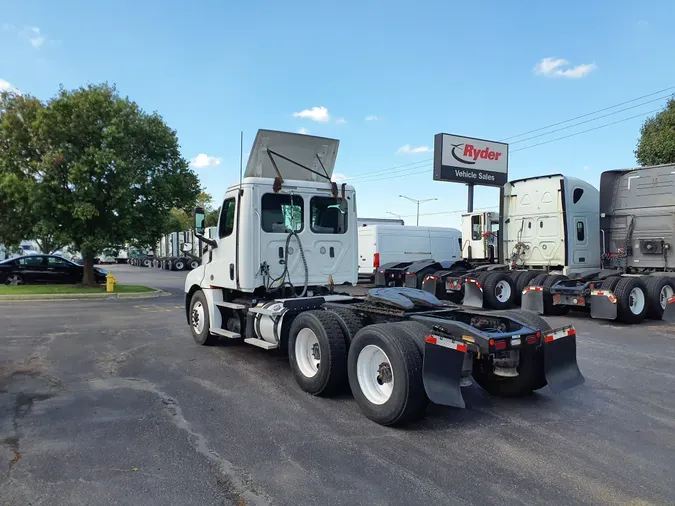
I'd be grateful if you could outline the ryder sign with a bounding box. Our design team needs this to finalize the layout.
[433,133,508,187]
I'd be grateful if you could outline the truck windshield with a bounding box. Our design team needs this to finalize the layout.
[310,197,348,234]
[261,193,304,233]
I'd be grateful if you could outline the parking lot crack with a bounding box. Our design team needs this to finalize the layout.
[89,377,273,505]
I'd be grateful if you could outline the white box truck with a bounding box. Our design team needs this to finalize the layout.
[360,225,461,281]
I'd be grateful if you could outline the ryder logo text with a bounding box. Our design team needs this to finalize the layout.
[451,143,504,165]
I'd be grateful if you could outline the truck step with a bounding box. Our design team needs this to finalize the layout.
[247,307,284,316]
[210,328,241,339]
[216,301,247,310]
[244,338,278,350]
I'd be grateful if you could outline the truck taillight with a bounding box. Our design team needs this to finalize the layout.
[373,253,380,268]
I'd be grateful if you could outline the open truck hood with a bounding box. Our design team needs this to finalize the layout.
[245,130,340,182]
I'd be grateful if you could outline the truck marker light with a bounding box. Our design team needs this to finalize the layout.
[465,278,482,289]
[425,335,467,352]
[668,296,675,304]
[526,335,538,344]
[591,290,617,304]
[522,286,543,294]
[511,337,521,347]
[462,335,475,343]
[373,253,380,268]
[494,340,507,350]
[553,294,561,303]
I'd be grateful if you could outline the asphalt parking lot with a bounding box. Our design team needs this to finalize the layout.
[1,265,674,505]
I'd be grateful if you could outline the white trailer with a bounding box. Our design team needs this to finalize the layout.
[183,129,583,426]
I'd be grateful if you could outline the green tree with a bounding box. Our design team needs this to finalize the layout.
[205,207,220,228]
[0,91,43,247]
[196,191,213,211]
[635,98,675,166]
[0,83,201,284]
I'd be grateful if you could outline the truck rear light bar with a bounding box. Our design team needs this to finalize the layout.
[522,285,543,294]
[544,327,576,343]
[425,335,467,353]
[590,289,617,303]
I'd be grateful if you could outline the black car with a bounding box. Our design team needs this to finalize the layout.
[0,255,108,285]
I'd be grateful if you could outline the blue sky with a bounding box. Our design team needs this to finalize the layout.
[2,0,674,227]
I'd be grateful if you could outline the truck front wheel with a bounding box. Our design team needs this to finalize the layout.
[348,323,428,425]
[189,291,216,346]
[288,310,347,397]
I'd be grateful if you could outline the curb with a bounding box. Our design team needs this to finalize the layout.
[0,288,171,302]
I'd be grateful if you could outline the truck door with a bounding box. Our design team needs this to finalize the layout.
[216,197,237,283]
[572,216,589,265]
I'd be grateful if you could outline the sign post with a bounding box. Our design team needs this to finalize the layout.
[433,133,509,212]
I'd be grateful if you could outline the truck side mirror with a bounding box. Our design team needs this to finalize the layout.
[182,242,192,252]
[194,207,206,235]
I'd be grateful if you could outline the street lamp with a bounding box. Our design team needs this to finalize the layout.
[399,195,437,226]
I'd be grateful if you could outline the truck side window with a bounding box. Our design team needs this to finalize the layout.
[310,197,348,234]
[576,221,585,241]
[573,188,584,204]
[261,194,304,233]
[471,215,481,240]
[218,198,236,238]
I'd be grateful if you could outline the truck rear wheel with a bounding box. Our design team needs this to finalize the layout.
[348,323,428,425]
[174,259,185,271]
[515,270,543,304]
[189,291,217,346]
[642,276,675,320]
[482,272,515,310]
[327,308,368,345]
[614,277,648,324]
[288,310,347,397]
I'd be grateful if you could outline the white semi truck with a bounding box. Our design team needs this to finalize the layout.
[183,129,583,426]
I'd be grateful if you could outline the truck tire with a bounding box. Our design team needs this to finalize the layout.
[189,291,217,346]
[143,259,151,267]
[327,308,368,345]
[541,274,570,316]
[190,260,200,270]
[174,260,185,271]
[642,276,675,320]
[348,323,428,425]
[614,277,648,324]
[482,272,516,310]
[515,270,544,304]
[288,310,347,397]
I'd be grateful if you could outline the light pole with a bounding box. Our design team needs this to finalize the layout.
[399,195,437,226]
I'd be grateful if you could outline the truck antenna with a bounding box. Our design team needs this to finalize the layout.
[239,130,244,188]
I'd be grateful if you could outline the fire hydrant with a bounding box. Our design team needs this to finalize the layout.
[106,273,117,292]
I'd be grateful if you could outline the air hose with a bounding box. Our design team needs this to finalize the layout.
[267,230,309,297]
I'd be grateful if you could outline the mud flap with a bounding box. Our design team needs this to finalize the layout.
[590,290,618,320]
[663,297,675,323]
[521,287,544,314]
[422,336,466,408]
[543,327,585,394]
[463,279,484,308]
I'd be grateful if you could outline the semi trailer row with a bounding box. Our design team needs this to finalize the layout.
[183,129,585,426]
[375,167,675,324]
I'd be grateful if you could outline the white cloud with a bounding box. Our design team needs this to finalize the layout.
[397,144,431,154]
[0,79,20,94]
[332,173,349,182]
[27,26,46,48]
[293,106,330,122]
[335,117,347,124]
[534,57,597,79]
[365,115,379,121]
[2,23,15,31]
[583,165,591,171]
[190,154,222,168]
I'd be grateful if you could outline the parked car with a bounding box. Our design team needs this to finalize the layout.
[0,255,108,285]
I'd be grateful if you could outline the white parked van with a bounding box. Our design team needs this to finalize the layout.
[358,225,461,279]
